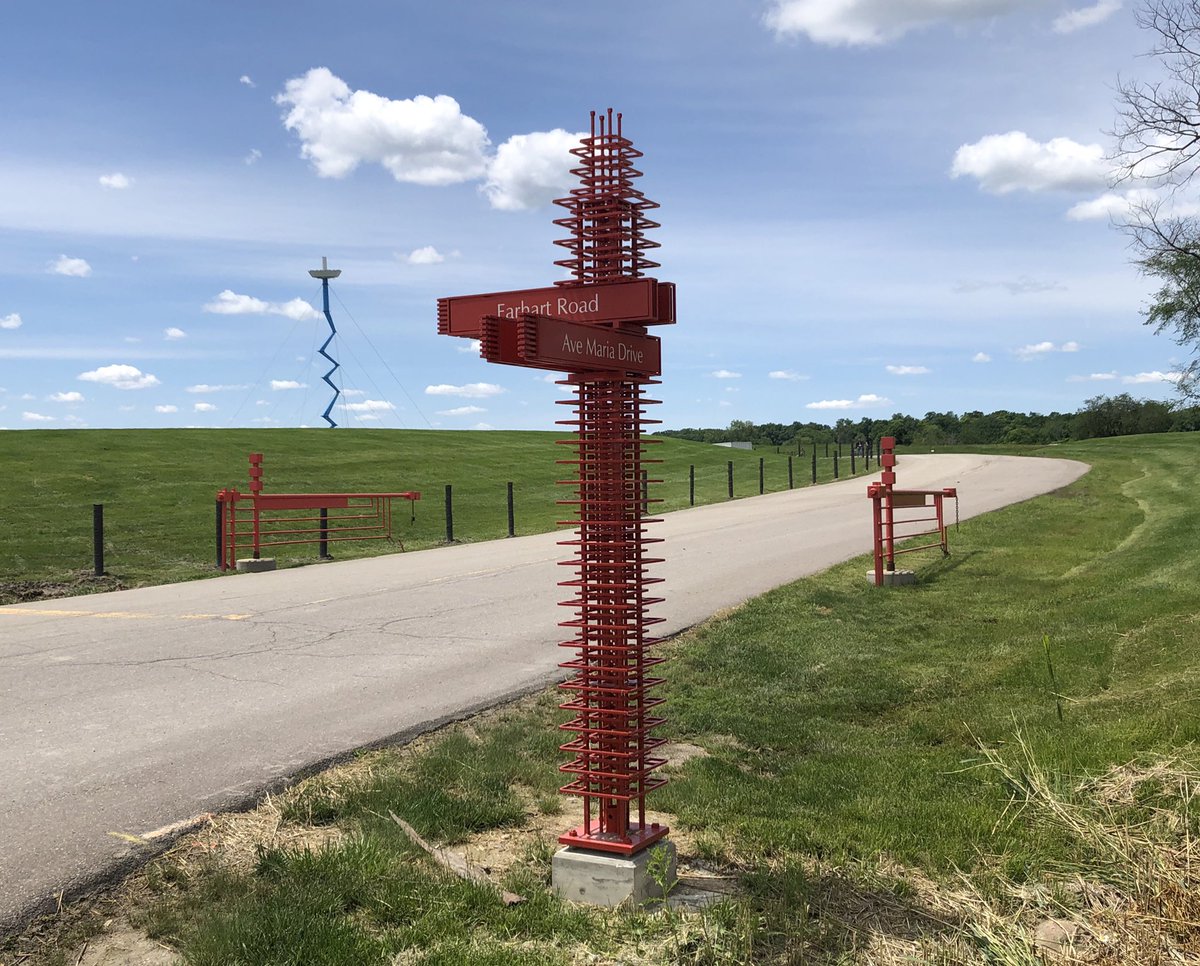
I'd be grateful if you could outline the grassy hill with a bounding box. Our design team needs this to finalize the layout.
[0,428,846,602]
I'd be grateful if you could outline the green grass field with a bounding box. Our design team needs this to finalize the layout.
[8,432,1199,965]
[0,429,852,603]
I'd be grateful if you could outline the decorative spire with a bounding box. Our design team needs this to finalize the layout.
[308,257,342,428]
[552,108,661,286]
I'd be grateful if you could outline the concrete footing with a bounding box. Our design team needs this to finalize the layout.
[866,569,915,586]
[552,841,677,908]
[236,558,276,573]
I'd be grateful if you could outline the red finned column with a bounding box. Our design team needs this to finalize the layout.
[553,111,668,856]
[435,110,674,857]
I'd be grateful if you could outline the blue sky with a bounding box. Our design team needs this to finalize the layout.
[0,0,1187,431]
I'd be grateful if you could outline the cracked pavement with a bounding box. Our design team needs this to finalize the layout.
[0,453,1088,934]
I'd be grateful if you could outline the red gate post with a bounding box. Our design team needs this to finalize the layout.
[437,110,678,903]
[879,437,897,572]
[248,453,264,560]
[868,483,885,587]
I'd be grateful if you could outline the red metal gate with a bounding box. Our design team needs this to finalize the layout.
[216,453,419,570]
[866,437,956,586]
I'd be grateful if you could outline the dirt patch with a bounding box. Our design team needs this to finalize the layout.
[73,924,177,966]
[0,573,126,607]
[660,741,709,768]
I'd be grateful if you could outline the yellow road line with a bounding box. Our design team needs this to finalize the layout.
[0,609,253,622]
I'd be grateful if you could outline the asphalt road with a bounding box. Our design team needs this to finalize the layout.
[0,453,1088,934]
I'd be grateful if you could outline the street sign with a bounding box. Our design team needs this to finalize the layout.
[437,278,674,338]
[480,314,662,376]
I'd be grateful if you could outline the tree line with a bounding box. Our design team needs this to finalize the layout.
[656,394,1200,449]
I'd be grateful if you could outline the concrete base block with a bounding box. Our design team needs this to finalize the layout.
[236,558,277,573]
[552,841,677,908]
[866,569,916,586]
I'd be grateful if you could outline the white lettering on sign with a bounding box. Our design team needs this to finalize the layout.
[557,294,601,316]
[585,336,615,360]
[495,299,551,319]
[562,333,584,354]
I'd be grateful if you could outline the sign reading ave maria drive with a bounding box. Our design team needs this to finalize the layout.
[437,278,675,338]
[481,315,661,377]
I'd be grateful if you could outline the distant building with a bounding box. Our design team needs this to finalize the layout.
[713,441,753,450]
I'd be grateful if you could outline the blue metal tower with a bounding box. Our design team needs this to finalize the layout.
[308,256,342,428]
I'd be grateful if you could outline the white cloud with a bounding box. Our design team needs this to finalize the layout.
[1066,188,1159,221]
[244,148,263,165]
[49,391,84,403]
[885,364,930,375]
[203,289,319,321]
[99,172,133,190]
[763,0,1041,46]
[345,399,396,413]
[270,380,307,390]
[1016,341,1057,359]
[62,414,87,426]
[483,129,585,210]
[204,290,268,314]
[276,67,490,185]
[954,276,1066,295]
[154,404,179,413]
[239,75,256,87]
[952,132,1109,194]
[1068,371,1118,382]
[193,402,217,413]
[806,393,891,410]
[1052,0,1121,33]
[972,352,992,363]
[22,411,55,422]
[186,383,247,393]
[425,382,506,398]
[405,245,445,265]
[341,388,366,397]
[1123,370,1183,384]
[163,326,187,340]
[768,369,805,381]
[49,255,92,277]
[77,364,160,390]
[20,393,34,400]
[1,313,21,330]
[456,339,483,354]
[711,369,742,379]
[437,405,486,416]
[1016,341,1079,359]
[472,422,495,430]
[274,298,321,321]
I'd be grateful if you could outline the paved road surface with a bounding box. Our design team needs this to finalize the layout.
[0,453,1087,933]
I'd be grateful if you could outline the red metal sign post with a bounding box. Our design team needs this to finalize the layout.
[437,110,675,856]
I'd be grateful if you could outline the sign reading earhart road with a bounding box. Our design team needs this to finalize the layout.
[437,277,675,338]
[480,314,662,376]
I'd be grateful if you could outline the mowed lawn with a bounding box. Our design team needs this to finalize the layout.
[9,433,1199,965]
[0,428,833,601]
